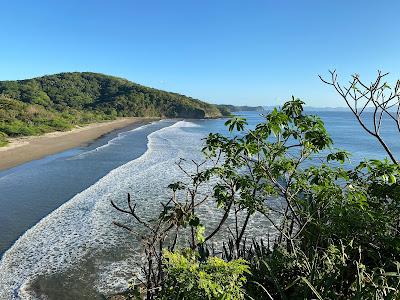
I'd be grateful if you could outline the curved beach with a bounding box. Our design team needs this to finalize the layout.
[0,118,157,171]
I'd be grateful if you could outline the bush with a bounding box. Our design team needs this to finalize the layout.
[45,118,73,131]
[0,131,8,147]
[159,250,249,300]
[0,120,41,136]
[114,97,400,300]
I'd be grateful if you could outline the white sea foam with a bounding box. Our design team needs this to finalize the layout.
[170,120,201,128]
[0,120,206,299]
[0,119,273,299]
[71,121,159,159]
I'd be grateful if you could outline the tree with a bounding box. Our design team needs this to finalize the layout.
[319,70,400,164]
[113,96,400,299]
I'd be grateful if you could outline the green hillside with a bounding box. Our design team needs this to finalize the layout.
[0,72,224,145]
[216,104,264,114]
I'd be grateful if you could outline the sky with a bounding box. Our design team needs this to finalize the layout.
[1,0,400,107]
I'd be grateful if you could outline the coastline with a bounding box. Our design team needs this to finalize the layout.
[0,117,158,171]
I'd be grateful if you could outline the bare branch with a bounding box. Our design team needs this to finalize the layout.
[320,71,399,164]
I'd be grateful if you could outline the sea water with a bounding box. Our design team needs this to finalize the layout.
[0,111,399,299]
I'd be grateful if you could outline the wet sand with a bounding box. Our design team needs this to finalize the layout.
[0,117,157,171]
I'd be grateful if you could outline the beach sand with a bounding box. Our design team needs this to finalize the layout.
[0,117,156,171]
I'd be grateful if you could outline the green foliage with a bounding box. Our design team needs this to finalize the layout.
[0,95,77,139]
[201,98,400,299]
[115,97,400,299]
[0,72,225,145]
[0,132,8,147]
[0,72,222,119]
[244,241,400,299]
[224,116,248,132]
[160,250,250,300]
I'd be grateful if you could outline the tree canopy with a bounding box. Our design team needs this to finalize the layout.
[113,96,400,299]
[0,72,233,145]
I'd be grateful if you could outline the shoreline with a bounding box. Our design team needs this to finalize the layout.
[0,117,158,171]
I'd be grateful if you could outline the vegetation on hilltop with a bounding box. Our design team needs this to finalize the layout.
[0,72,225,144]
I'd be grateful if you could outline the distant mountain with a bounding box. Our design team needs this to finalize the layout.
[0,72,224,145]
[303,106,349,112]
[264,105,393,113]
[263,105,350,112]
[216,104,265,115]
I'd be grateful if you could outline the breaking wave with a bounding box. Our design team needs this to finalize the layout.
[0,118,272,299]
[0,120,205,299]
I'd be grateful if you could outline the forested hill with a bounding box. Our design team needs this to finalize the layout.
[216,104,264,114]
[0,72,225,145]
[0,72,223,118]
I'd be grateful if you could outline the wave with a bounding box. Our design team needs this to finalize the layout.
[0,120,206,299]
[70,120,163,159]
[170,120,201,128]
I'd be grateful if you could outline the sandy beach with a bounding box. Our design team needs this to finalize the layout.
[0,117,156,171]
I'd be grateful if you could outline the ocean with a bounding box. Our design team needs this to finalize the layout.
[0,111,399,299]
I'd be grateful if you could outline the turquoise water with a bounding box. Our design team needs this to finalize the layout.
[0,111,399,299]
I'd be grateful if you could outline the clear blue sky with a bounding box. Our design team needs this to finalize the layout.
[1,0,399,107]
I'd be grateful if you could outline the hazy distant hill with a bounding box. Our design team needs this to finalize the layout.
[263,105,350,112]
[0,72,224,145]
[216,104,265,115]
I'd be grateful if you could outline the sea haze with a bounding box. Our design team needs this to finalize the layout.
[0,111,399,299]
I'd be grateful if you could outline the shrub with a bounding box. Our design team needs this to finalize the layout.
[114,95,400,299]
[0,120,41,136]
[159,250,249,300]
[0,131,8,147]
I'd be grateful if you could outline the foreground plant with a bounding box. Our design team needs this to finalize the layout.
[160,250,249,300]
[113,90,400,299]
